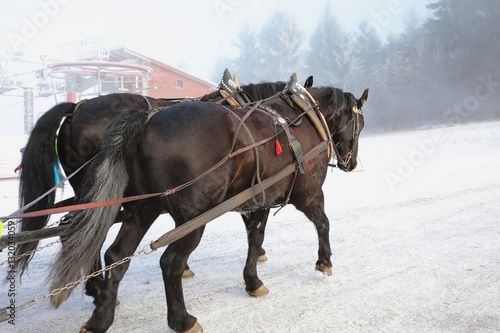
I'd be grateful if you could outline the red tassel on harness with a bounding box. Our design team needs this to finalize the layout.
[275,139,283,155]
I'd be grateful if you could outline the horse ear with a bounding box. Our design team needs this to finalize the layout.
[358,89,369,108]
[303,76,313,88]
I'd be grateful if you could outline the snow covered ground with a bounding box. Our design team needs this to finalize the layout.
[1,120,499,332]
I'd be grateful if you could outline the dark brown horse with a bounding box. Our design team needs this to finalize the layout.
[48,83,368,332]
[15,78,312,285]
[15,76,313,297]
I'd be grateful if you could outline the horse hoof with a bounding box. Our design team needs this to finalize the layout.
[315,264,332,276]
[80,327,93,333]
[257,254,268,262]
[183,269,195,278]
[181,321,203,333]
[247,284,269,298]
[116,299,120,307]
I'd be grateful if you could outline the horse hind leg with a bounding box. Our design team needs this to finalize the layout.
[242,208,271,297]
[257,246,268,262]
[84,256,104,298]
[161,223,205,333]
[183,263,195,278]
[81,203,161,333]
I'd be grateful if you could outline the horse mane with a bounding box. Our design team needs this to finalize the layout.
[310,87,352,119]
[240,81,286,101]
[197,81,286,103]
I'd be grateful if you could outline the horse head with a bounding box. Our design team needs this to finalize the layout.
[311,87,369,172]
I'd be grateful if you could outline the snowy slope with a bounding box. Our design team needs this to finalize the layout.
[1,121,499,332]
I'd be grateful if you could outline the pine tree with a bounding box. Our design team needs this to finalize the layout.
[307,5,364,90]
[256,11,305,82]
[232,29,261,83]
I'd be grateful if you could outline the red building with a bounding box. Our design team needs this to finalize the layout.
[108,48,217,98]
[49,47,217,102]
[147,58,217,98]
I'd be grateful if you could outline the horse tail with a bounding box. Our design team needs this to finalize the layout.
[15,102,75,277]
[48,109,148,307]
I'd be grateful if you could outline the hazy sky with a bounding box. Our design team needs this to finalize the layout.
[0,0,431,134]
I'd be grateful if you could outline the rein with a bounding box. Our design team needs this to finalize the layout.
[0,155,99,222]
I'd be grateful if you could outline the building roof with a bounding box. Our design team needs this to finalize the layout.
[108,47,217,89]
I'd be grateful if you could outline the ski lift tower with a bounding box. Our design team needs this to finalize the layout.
[0,53,65,133]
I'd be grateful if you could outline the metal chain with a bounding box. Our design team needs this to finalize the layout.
[0,216,68,267]
[0,239,61,267]
[33,241,156,305]
[1,241,156,321]
[45,219,61,229]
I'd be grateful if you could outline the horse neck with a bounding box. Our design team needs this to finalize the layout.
[197,82,285,103]
[198,90,222,102]
[309,87,350,133]
[240,82,286,101]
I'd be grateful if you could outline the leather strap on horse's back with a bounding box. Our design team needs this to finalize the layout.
[219,89,242,107]
[285,89,333,160]
[223,101,267,205]
[146,106,168,123]
[281,122,306,174]
[66,99,88,122]
[142,95,153,110]
[253,104,306,174]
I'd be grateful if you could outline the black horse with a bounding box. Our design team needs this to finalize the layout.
[15,78,312,281]
[48,83,368,332]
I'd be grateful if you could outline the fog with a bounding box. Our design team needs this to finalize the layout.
[1,1,499,134]
[214,1,500,132]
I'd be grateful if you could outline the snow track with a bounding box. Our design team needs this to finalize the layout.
[1,121,499,332]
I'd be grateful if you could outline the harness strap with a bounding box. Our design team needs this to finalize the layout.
[145,106,169,123]
[222,101,267,205]
[142,95,153,110]
[288,92,333,160]
[150,140,328,251]
[253,104,306,174]
[0,121,283,221]
[232,74,253,106]
[281,122,306,174]
[219,89,241,107]
[66,99,88,122]
[0,154,99,221]
[150,141,328,250]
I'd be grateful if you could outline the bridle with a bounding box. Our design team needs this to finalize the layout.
[331,105,363,168]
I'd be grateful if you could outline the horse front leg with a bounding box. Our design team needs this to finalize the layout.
[81,204,160,333]
[295,191,332,276]
[160,225,205,333]
[241,208,270,297]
